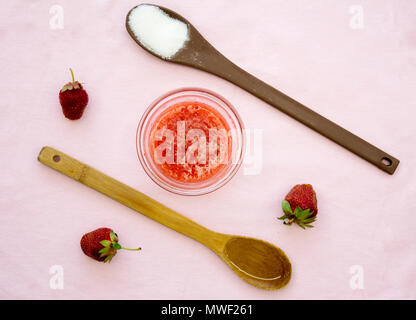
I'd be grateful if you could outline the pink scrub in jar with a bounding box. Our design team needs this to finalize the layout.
[137,88,245,195]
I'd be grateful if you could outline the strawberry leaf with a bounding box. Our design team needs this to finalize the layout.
[110,231,118,242]
[297,223,306,230]
[294,206,303,217]
[98,247,109,254]
[297,209,311,220]
[282,200,293,215]
[100,240,111,247]
[99,250,110,258]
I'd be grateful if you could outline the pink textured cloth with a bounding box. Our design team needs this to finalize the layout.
[0,0,415,299]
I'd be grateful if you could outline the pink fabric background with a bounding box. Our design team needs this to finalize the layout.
[1,0,415,299]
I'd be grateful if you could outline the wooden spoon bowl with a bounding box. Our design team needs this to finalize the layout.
[222,236,291,289]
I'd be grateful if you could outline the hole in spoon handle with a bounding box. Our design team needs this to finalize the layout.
[381,157,392,167]
[38,146,87,180]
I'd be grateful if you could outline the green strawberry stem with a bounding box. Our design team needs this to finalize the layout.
[120,246,142,251]
[69,68,75,85]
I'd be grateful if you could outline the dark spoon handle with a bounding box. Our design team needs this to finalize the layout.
[179,42,399,174]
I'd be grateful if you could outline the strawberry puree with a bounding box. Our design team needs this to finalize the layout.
[149,102,231,182]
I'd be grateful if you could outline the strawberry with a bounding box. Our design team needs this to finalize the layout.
[59,68,88,120]
[278,184,318,229]
[80,227,141,263]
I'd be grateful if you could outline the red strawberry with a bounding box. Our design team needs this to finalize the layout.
[80,227,141,263]
[278,184,318,229]
[59,68,88,120]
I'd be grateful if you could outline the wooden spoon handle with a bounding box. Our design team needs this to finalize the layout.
[38,146,226,251]
[191,47,399,174]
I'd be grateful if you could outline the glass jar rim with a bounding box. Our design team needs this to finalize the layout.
[136,87,245,196]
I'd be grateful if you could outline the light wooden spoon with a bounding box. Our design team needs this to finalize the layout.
[38,146,291,290]
[126,4,399,174]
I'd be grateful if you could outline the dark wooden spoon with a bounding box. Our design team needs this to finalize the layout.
[126,4,399,174]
